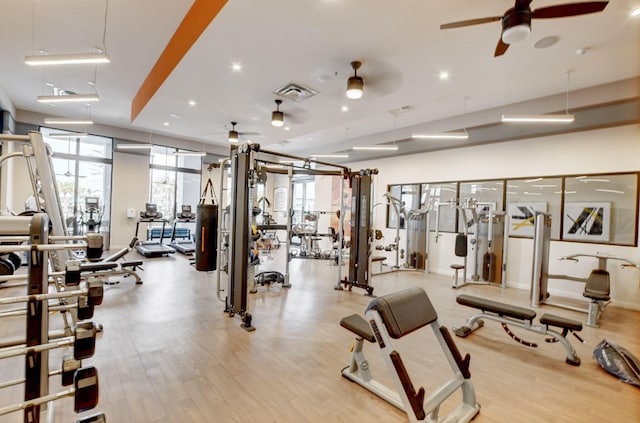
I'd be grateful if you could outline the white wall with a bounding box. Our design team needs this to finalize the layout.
[349,124,640,310]
[110,151,150,248]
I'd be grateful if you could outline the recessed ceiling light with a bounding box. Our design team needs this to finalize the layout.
[231,62,243,72]
[341,105,349,112]
[438,71,449,80]
[88,81,96,86]
[632,8,640,16]
[188,100,196,107]
[169,113,182,119]
[163,122,170,126]
[284,126,290,131]
[45,82,54,87]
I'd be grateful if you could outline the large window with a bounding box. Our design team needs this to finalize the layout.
[292,179,315,224]
[149,146,201,219]
[40,128,113,242]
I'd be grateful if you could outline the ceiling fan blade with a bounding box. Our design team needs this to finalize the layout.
[440,16,502,30]
[494,38,510,57]
[532,1,608,19]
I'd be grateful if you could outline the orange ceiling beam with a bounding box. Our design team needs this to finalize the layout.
[130,0,228,122]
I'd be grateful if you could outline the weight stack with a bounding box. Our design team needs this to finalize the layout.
[195,204,218,271]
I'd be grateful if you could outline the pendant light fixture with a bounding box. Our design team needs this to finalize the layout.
[48,132,89,139]
[501,71,575,123]
[228,122,239,143]
[25,53,111,66]
[44,118,94,125]
[117,143,153,150]
[412,131,469,140]
[26,0,111,67]
[346,61,364,99]
[172,150,206,157]
[310,154,349,159]
[413,96,470,140]
[37,94,100,103]
[352,145,398,151]
[271,100,284,127]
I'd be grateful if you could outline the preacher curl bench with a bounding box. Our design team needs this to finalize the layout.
[340,287,480,423]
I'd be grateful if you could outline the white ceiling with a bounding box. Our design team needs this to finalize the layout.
[0,0,638,157]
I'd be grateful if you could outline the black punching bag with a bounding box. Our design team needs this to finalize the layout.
[195,204,218,271]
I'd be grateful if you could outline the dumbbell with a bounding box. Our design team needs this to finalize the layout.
[0,256,15,277]
[85,234,104,261]
[61,272,104,307]
[0,356,81,390]
[0,321,98,361]
[0,366,99,418]
[66,259,82,286]
[84,277,104,306]
[6,252,21,269]
[77,413,107,423]
[2,294,97,320]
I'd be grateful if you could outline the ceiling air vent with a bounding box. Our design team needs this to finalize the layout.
[388,105,416,116]
[274,83,318,102]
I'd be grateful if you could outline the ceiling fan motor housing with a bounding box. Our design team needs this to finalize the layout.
[501,7,532,44]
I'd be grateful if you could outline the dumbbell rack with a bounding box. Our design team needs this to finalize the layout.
[0,214,105,422]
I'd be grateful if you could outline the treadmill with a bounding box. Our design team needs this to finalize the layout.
[135,203,176,258]
[170,205,196,255]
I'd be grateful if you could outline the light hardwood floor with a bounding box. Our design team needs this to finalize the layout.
[1,250,639,422]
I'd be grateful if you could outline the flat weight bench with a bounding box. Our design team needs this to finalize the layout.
[340,287,480,423]
[454,294,583,366]
[77,237,144,285]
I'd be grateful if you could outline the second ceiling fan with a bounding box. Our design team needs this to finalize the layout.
[440,0,609,57]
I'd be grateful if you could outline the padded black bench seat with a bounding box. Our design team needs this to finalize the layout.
[340,314,375,343]
[372,256,386,262]
[456,295,537,322]
[539,314,582,332]
[121,260,143,268]
[80,262,118,272]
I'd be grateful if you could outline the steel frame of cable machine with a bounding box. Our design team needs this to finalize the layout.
[339,169,378,296]
[217,143,350,331]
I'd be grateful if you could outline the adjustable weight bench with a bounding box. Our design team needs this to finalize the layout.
[340,287,480,423]
[454,294,583,366]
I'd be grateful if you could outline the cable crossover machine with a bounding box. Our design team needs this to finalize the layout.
[215,143,354,331]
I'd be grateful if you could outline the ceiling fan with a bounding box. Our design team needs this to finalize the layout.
[440,0,609,57]
[225,121,261,143]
